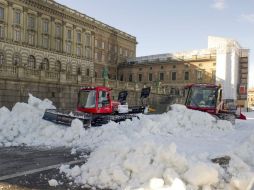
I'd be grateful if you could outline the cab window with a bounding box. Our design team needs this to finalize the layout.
[98,91,110,108]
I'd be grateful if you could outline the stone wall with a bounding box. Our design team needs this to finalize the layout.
[0,78,172,112]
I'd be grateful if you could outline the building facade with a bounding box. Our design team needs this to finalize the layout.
[248,88,254,110]
[118,36,249,107]
[0,0,136,79]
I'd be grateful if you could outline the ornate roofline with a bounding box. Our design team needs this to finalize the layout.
[19,0,136,42]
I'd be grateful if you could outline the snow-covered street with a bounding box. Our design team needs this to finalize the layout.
[0,95,253,190]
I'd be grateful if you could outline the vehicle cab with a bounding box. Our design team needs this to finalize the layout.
[77,86,115,114]
[184,84,220,115]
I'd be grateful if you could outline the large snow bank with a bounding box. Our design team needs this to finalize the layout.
[0,95,254,189]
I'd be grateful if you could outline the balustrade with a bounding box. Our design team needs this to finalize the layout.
[0,65,168,95]
[0,65,17,77]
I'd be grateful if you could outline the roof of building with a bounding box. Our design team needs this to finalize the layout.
[41,0,136,41]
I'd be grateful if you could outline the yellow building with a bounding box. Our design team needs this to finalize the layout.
[119,36,249,107]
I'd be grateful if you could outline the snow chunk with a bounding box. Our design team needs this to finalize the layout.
[28,93,55,110]
[48,179,58,187]
[184,163,219,186]
[149,178,164,189]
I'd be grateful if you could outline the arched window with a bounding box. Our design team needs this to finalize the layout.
[66,63,72,74]
[77,65,82,75]
[41,58,49,70]
[55,60,61,72]
[13,53,21,66]
[0,52,4,65]
[27,55,36,69]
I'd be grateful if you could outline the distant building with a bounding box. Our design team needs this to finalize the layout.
[248,88,254,110]
[118,36,249,107]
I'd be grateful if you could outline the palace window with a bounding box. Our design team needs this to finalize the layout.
[14,10,21,25]
[0,52,4,65]
[129,74,132,82]
[138,74,142,82]
[197,70,203,80]
[85,34,91,46]
[28,32,35,45]
[0,25,4,38]
[184,71,189,80]
[43,20,49,34]
[171,71,177,81]
[0,7,4,20]
[13,53,21,66]
[86,68,90,76]
[102,41,105,49]
[85,48,91,59]
[159,73,164,81]
[67,29,72,41]
[149,73,153,81]
[66,64,72,74]
[124,50,128,57]
[55,39,61,51]
[173,65,176,69]
[96,52,102,61]
[77,66,82,75]
[28,15,35,29]
[120,74,123,81]
[14,28,21,41]
[55,61,61,72]
[28,55,36,69]
[66,42,71,53]
[94,39,98,47]
[41,58,49,70]
[212,70,216,80]
[77,45,81,57]
[77,32,81,43]
[119,47,122,55]
[42,35,49,48]
[55,24,61,37]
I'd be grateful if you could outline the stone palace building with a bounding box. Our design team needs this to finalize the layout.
[0,0,136,79]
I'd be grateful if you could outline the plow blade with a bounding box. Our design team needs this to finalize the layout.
[42,109,91,128]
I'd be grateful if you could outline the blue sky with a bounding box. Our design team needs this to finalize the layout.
[57,0,254,88]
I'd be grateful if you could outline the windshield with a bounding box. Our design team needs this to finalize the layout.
[78,90,96,108]
[186,87,217,108]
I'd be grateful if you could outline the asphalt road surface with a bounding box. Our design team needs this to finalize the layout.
[0,146,97,190]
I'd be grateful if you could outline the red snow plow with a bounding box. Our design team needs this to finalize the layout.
[184,84,246,124]
[43,86,151,127]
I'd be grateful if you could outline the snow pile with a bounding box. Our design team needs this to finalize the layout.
[0,96,232,148]
[0,95,254,189]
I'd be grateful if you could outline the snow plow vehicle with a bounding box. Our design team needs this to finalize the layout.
[184,83,246,124]
[42,86,151,127]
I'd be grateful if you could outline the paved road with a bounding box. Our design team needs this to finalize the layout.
[0,146,94,190]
